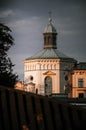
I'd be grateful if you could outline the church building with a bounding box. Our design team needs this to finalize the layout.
[24,16,76,96]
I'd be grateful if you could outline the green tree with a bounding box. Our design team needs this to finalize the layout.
[0,23,18,87]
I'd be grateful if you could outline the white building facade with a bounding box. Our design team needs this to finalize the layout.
[24,16,76,96]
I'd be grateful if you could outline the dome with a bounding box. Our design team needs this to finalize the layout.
[26,48,75,61]
[44,18,57,33]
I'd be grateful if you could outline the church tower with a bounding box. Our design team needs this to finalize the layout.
[43,15,57,49]
[24,14,76,96]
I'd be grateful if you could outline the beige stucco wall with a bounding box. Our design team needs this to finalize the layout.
[72,70,86,98]
[24,58,75,95]
[60,61,75,93]
[24,59,60,95]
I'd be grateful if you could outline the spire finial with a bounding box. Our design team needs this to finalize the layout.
[48,11,52,23]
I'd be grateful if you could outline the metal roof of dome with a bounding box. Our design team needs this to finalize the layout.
[44,18,57,33]
[26,48,75,61]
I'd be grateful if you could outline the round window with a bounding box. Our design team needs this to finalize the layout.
[30,76,33,81]
[65,75,68,81]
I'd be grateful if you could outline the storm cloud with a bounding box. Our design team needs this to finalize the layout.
[0,0,86,80]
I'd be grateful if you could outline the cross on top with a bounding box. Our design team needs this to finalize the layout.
[48,11,52,23]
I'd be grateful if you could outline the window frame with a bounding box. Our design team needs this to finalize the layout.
[78,78,84,88]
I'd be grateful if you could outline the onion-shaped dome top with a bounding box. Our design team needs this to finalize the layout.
[44,18,57,33]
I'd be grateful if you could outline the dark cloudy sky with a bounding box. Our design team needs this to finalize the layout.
[0,0,86,80]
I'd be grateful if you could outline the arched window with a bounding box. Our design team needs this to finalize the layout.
[47,64,49,69]
[48,36,51,45]
[44,76,52,95]
[54,64,56,69]
[43,64,45,70]
[44,37,46,44]
[50,64,52,69]
[36,63,41,70]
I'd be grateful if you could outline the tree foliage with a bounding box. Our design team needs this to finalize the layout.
[0,23,18,87]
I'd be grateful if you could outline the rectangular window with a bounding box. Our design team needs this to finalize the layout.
[78,78,83,88]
